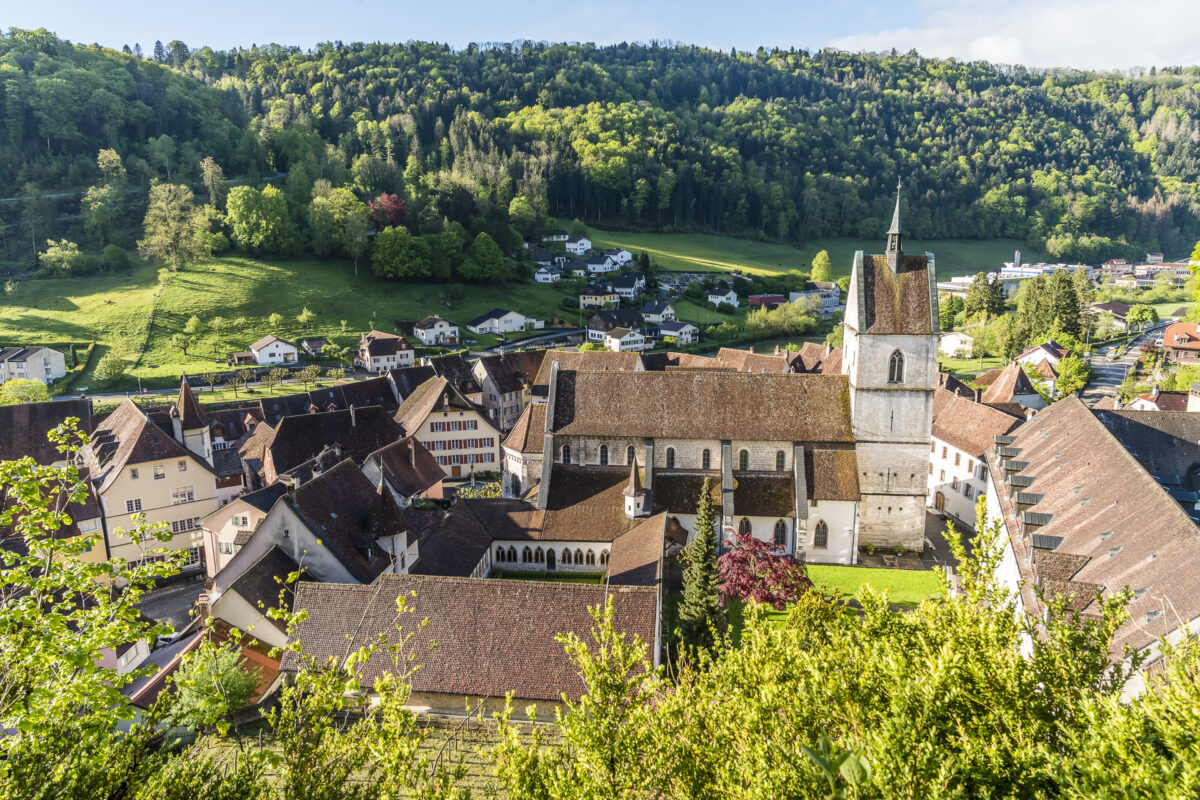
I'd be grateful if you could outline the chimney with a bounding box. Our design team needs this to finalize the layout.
[408,441,415,467]
[975,387,981,403]
[349,405,356,427]
[825,343,832,357]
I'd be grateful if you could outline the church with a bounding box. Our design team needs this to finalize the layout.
[503,186,939,561]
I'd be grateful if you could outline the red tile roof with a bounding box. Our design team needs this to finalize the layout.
[932,388,1024,457]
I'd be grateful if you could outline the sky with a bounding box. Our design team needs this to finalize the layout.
[6,0,1200,70]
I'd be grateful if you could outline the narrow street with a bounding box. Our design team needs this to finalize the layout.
[1079,323,1167,408]
[137,578,204,631]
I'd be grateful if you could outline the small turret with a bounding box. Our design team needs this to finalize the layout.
[623,455,648,519]
[886,177,904,272]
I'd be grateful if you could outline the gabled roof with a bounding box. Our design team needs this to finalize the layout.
[258,377,397,423]
[981,363,1039,404]
[0,398,93,465]
[607,327,637,339]
[359,330,412,358]
[425,354,481,395]
[658,320,697,334]
[467,308,516,327]
[581,284,614,295]
[476,351,545,396]
[587,309,643,329]
[932,388,1024,457]
[414,316,453,330]
[503,404,546,454]
[1092,301,1131,319]
[227,546,298,634]
[611,272,644,289]
[607,513,666,586]
[266,406,402,476]
[250,334,292,352]
[850,253,936,335]
[365,437,445,498]
[531,350,643,392]
[642,300,674,314]
[388,365,438,401]
[1017,341,1067,360]
[283,576,657,702]
[394,377,480,435]
[170,379,209,429]
[792,342,843,375]
[87,400,206,493]
[551,370,854,442]
[714,347,792,374]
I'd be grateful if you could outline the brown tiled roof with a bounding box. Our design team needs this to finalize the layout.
[541,466,642,541]
[714,348,792,374]
[360,330,412,358]
[858,254,935,335]
[1031,360,1058,380]
[409,504,496,576]
[283,575,657,701]
[0,398,93,465]
[237,419,276,476]
[365,437,445,497]
[267,406,401,476]
[932,389,1024,457]
[607,513,666,586]
[651,473,720,514]
[733,474,795,517]
[1092,301,1131,319]
[807,449,860,501]
[1131,391,1188,412]
[394,377,480,435]
[502,404,545,454]
[122,629,204,709]
[987,396,1200,654]
[250,334,290,352]
[552,370,853,443]
[289,460,401,583]
[531,350,642,392]
[794,342,843,375]
[87,399,205,493]
[171,379,209,429]
[477,350,545,396]
[986,401,1032,418]
[937,371,976,399]
[981,363,1039,404]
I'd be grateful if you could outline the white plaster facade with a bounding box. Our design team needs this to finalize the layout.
[251,337,298,366]
[0,346,67,384]
[926,437,985,528]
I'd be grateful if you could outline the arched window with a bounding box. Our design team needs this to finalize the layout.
[666,447,676,468]
[738,449,749,471]
[507,546,518,561]
[599,444,609,466]
[562,549,572,565]
[495,547,505,563]
[813,520,829,549]
[562,444,571,464]
[775,450,785,471]
[627,445,635,464]
[535,547,544,563]
[888,350,905,384]
[600,549,609,565]
[586,550,596,565]
[738,517,752,535]
[774,520,787,546]
[702,449,711,470]
[522,546,532,563]
[575,548,584,564]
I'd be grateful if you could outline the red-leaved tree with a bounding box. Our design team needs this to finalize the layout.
[717,532,812,610]
[368,192,409,231]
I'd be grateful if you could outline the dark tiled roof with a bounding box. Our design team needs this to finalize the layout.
[587,309,643,330]
[981,363,1039,404]
[541,466,642,541]
[932,389,1024,457]
[552,370,854,443]
[937,371,976,399]
[388,365,438,401]
[502,404,545,454]
[360,330,412,358]
[733,474,795,517]
[476,351,545,396]
[284,576,657,701]
[642,301,673,314]
[1094,409,1200,479]
[267,406,402,475]
[171,379,209,429]
[250,335,290,351]
[0,398,93,465]
[1092,301,1131,319]
[409,505,493,576]
[808,448,860,501]
[467,308,514,327]
[88,400,204,492]
[531,350,642,391]
[365,437,445,497]
[607,513,666,586]
[414,316,451,330]
[651,473,720,514]
[122,630,204,709]
[394,378,480,435]
[258,377,398,424]
[228,546,299,633]
[426,355,481,395]
[794,342,843,375]
[857,253,936,335]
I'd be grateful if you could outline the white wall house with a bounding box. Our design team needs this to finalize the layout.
[938,331,976,357]
[658,321,699,345]
[605,248,633,266]
[587,255,618,275]
[466,309,544,335]
[534,266,561,283]
[708,288,739,308]
[412,316,459,346]
[0,346,67,384]
[249,336,298,366]
[603,328,650,352]
[641,302,676,325]
[565,236,592,255]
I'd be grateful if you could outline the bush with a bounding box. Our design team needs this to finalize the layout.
[100,244,131,271]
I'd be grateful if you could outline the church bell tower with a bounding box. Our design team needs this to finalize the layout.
[842,181,939,552]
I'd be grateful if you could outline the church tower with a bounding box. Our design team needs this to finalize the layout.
[842,181,939,551]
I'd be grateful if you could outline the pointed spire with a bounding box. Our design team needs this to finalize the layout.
[174,377,209,429]
[623,455,644,497]
[888,177,903,236]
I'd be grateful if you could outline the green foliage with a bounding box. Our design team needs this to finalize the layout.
[459,231,505,282]
[1126,303,1159,329]
[810,249,832,282]
[226,185,294,254]
[38,239,86,275]
[678,477,725,653]
[455,480,502,499]
[138,183,212,270]
[0,378,50,405]
[169,634,262,734]
[92,352,125,385]
[1055,355,1092,397]
[963,272,1006,321]
[577,342,606,351]
[745,301,821,336]
[371,226,432,279]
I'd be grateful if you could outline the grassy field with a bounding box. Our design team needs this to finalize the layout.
[807,565,944,608]
[582,224,1039,280]
[937,355,1006,377]
[0,257,576,387]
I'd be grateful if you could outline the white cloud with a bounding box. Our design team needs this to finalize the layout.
[829,0,1200,70]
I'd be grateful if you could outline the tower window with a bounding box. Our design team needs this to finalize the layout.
[562,444,571,464]
[627,445,635,464]
[888,350,905,384]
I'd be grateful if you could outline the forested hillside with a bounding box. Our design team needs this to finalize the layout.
[4,29,1200,260]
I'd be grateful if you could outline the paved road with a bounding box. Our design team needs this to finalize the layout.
[1080,322,1168,408]
[137,578,204,631]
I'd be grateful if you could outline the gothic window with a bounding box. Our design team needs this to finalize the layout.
[535,547,544,563]
[586,550,596,565]
[522,547,532,563]
[575,548,584,564]
[562,549,572,565]
[738,517,752,535]
[888,349,905,384]
[813,520,829,549]
[666,447,676,468]
[738,449,749,470]
[599,444,609,465]
[627,445,635,464]
[562,444,571,464]
[775,450,785,471]
[774,520,787,546]
[702,449,711,470]
[507,546,518,561]
[600,549,609,565]
[495,547,505,563]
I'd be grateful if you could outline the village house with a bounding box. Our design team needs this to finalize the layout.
[707,286,739,308]
[259,405,403,485]
[297,337,329,357]
[977,362,1048,412]
[747,294,787,310]
[541,229,569,243]
[605,248,634,266]
[356,330,415,372]
[658,320,699,345]
[1163,321,1200,363]
[641,301,676,326]
[465,308,544,336]
[586,309,643,341]
[533,265,561,283]
[248,335,299,366]
[424,354,485,403]
[360,436,446,507]
[787,342,844,375]
[412,316,459,347]
[928,389,1024,527]
[256,376,397,424]
[604,327,650,353]
[564,236,591,255]
[395,376,502,479]
[564,258,589,277]
[1125,387,1190,412]
[587,254,618,275]
[200,483,288,576]
[0,345,67,385]
[987,398,1200,697]
[580,284,619,309]
[472,350,546,432]
[610,271,646,299]
[790,281,842,314]
[1091,301,1132,331]
[1016,341,1067,373]
[0,397,93,467]
[938,330,976,357]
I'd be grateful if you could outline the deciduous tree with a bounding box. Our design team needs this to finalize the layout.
[138,183,211,270]
[717,531,812,610]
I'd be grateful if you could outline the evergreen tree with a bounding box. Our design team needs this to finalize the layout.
[962,273,994,321]
[678,477,725,653]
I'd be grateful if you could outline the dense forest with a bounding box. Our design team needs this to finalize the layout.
[4,28,1200,261]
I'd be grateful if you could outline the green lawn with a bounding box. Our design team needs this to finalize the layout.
[937,355,1006,377]
[806,564,944,609]
[581,224,1038,280]
[492,570,605,584]
[0,256,576,388]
